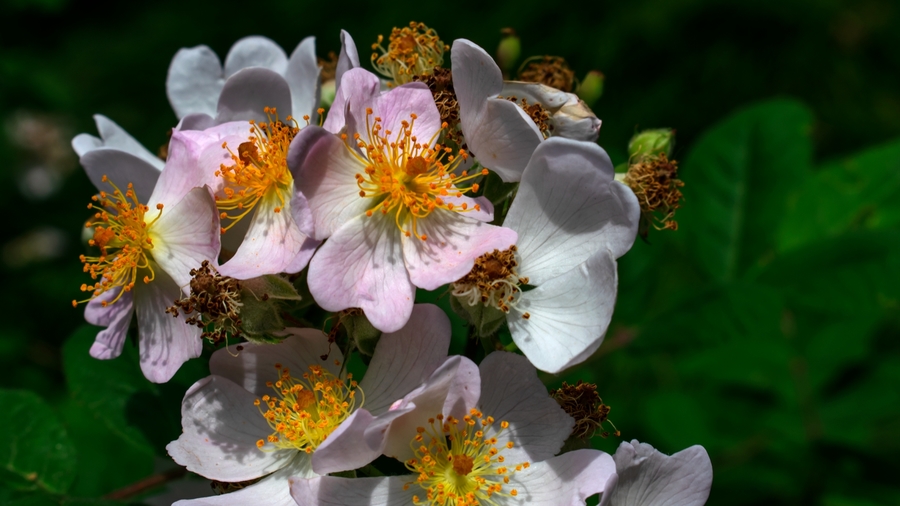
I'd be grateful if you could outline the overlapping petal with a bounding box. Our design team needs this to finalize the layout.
[611,441,713,506]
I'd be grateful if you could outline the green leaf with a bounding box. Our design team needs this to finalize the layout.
[242,274,302,301]
[678,99,814,282]
[0,389,77,494]
[778,139,900,251]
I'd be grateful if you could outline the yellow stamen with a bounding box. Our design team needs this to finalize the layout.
[371,21,445,85]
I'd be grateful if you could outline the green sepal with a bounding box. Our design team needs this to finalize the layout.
[450,295,507,338]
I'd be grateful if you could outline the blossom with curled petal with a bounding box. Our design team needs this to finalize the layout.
[451,137,640,373]
[288,67,516,332]
[166,304,460,506]
[289,352,618,506]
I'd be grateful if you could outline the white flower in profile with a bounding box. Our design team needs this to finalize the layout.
[602,440,713,506]
[451,137,640,373]
[290,352,618,506]
[166,304,461,506]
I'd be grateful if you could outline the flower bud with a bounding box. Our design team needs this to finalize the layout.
[496,28,521,77]
[628,128,675,161]
[340,309,382,357]
[575,70,604,108]
[319,78,336,109]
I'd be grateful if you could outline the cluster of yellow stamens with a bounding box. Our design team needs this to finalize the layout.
[254,363,361,453]
[404,409,528,505]
[73,176,162,308]
[215,108,298,233]
[452,247,531,318]
[344,109,486,241]
[371,21,445,85]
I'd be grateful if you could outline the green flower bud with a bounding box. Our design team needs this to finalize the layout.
[496,28,521,77]
[320,79,336,109]
[341,310,382,357]
[628,128,675,161]
[575,70,604,108]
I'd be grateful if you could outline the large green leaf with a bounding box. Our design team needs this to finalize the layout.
[678,99,814,282]
[0,390,77,494]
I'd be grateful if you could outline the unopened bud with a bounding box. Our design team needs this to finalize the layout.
[340,309,382,357]
[320,79,336,109]
[628,128,675,161]
[496,28,521,77]
[575,70,604,108]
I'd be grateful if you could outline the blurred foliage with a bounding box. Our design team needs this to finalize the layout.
[0,0,898,504]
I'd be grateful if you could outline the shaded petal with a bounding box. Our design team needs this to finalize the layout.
[165,120,253,199]
[360,303,451,415]
[477,352,573,463]
[224,36,288,78]
[176,455,312,505]
[135,266,202,383]
[286,36,321,121]
[209,328,342,397]
[504,137,640,284]
[288,125,371,239]
[334,30,360,91]
[218,187,309,280]
[510,250,618,373]
[401,210,517,290]
[322,67,379,134]
[310,408,379,475]
[348,82,441,148]
[442,353,481,422]
[451,39,541,182]
[216,68,293,124]
[150,187,220,290]
[86,289,134,360]
[90,115,166,170]
[612,441,713,506]
[167,45,224,120]
[500,81,601,142]
[79,148,160,203]
[509,450,617,506]
[166,375,296,481]
[290,475,415,506]
[176,113,217,131]
[307,214,414,332]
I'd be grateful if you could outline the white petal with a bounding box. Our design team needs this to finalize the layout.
[167,45,224,120]
[166,375,297,481]
[79,148,160,203]
[286,36,321,121]
[509,249,618,374]
[135,266,202,383]
[508,450,617,506]
[176,113,217,131]
[290,475,415,506]
[86,289,134,360]
[360,303,451,415]
[476,351,573,463]
[504,137,640,284]
[335,30,360,91]
[91,115,166,170]
[612,441,713,506]
[216,68,293,124]
[71,133,101,157]
[224,36,288,78]
[150,186,220,291]
[209,328,343,397]
[310,408,380,475]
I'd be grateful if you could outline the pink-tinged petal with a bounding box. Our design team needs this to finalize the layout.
[286,36,320,121]
[216,68,292,124]
[150,186,220,290]
[86,289,134,360]
[310,408,380,475]
[289,126,371,239]
[284,237,320,275]
[360,303,451,415]
[307,215,414,333]
[218,187,309,279]
[79,149,160,203]
[290,475,415,506]
[209,328,342,397]
[176,113,216,131]
[402,210,517,291]
[442,194,494,222]
[348,83,441,148]
[509,450,617,506]
[504,137,640,284]
[135,266,202,383]
[223,36,288,78]
[334,30,360,92]
[612,441,713,506]
[451,39,542,182]
[166,375,296,481]
[510,250,618,374]
[477,351,573,463]
[167,45,224,120]
[443,353,481,422]
[322,67,380,134]
[176,459,306,506]
[78,114,165,170]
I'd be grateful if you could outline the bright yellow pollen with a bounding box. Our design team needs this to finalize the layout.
[347,110,481,241]
[73,176,162,308]
[215,107,297,232]
[255,363,362,453]
[371,21,445,85]
[405,409,527,506]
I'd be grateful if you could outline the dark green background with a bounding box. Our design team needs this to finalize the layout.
[1,0,898,504]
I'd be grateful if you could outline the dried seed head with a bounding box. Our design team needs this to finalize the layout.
[518,55,576,92]
[167,260,243,344]
[622,153,684,233]
[551,380,619,440]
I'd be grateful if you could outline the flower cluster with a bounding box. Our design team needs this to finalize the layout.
[71,23,702,506]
